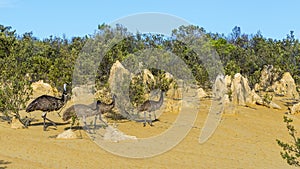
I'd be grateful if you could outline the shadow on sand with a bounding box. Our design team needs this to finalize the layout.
[0,160,11,169]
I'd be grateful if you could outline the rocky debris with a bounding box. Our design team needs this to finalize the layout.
[219,73,281,110]
[56,129,79,139]
[291,102,300,114]
[31,80,58,98]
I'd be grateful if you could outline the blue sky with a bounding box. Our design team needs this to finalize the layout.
[0,0,299,40]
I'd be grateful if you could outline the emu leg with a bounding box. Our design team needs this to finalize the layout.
[82,116,91,133]
[93,115,97,128]
[143,111,147,127]
[42,112,47,131]
[148,113,153,126]
[92,115,98,133]
[42,112,57,131]
[98,114,108,127]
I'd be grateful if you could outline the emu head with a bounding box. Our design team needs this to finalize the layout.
[95,100,101,110]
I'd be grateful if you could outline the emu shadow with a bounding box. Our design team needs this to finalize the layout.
[0,116,11,122]
[134,119,160,123]
[0,160,11,169]
[63,125,83,131]
[30,121,69,126]
[105,113,129,121]
[29,121,69,130]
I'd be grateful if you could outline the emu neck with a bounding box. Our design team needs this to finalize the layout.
[61,92,67,103]
[109,97,115,107]
[157,92,164,106]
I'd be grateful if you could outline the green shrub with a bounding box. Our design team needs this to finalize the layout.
[277,116,300,167]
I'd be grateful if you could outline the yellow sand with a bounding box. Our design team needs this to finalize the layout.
[0,96,298,169]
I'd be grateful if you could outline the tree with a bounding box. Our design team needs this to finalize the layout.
[0,26,32,124]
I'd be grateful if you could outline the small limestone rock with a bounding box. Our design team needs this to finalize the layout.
[198,88,208,98]
[268,101,282,109]
[56,129,79,139]
[103,126,137,142]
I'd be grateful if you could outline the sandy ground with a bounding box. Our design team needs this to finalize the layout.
[0,95,299,169]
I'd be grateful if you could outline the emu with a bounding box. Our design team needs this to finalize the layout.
[26,84,68,131]
[138,90,165,127]
[62,95,116,132]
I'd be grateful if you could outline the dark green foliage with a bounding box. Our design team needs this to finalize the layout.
[0,23,300,123]
[277,116,300,167]
[0,26,32,124]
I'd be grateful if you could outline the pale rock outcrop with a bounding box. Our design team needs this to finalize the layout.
[231,73,252,106]
[108,60,131,91]
[259,65,280,91]
[142,69,156,86]
[164,72,174,80]
[213,75,227,101]
[224,75,232,88]
[226,73,281,109]
[272,72,299,99]
[106,60,132,117]
[72,85,95,98]
[31,80,58,98]
[272,80,286,96]
[213,75,237,114]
